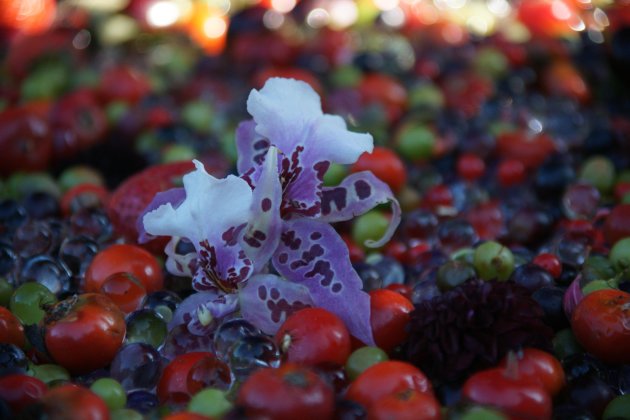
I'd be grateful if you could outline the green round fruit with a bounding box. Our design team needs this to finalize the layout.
[610,237,630,272]
[188,388,233,418]
[10,283,57,325]
[579,155,616,194]
[473,241,515,281]
[395,125,435,161]
[603,394,630,419]
[352,211,390,249]
[90,378,126,410]
[345,346,389,381]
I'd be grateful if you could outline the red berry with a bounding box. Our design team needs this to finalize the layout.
[60,183,109,216]
[157,352,216,404]
[0,306,26,348]
[457,153,485,181]
[369,289,414,354]
[98,66,151,105]
[497,159,526,187]
[533,253,562,279]
[604,204,630,246]
[0,374,47,413]
[238,363,334,420]
[369,389,441,420]
[351,147,407,193]
[358,74,408,123]
[84,244,163,294]
[499,349,565,397]
[346,361,433,411]
[496,131,555,169]
[384,284,413,302]
[275,307,351,367]
[99,272,147,314]
[44,293,126,375]
[422,184,453,210]
[41,384,109,420]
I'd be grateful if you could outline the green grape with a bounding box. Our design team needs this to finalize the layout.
[90,378,127,410]
[188,388,233,418]
[10,283,57,325]
[473,241,515,281]
[352,211,389,249]
[345,346,389,381]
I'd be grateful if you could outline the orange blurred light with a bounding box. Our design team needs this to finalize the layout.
[0,0,56,34]
[186,4,228,55]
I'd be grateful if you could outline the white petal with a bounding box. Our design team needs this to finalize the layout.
[247,77,373,165]
[143,160,254,246]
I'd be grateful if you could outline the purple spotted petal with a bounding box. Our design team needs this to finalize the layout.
[193,234,253,292]
[239,274,313,335]
[319,171,401,247]
[169,290,239,336]
[137,187,185,244]
[241,148,282,272]
[278,147,329,218]
[272,219,374,345]
[236,120,270,177]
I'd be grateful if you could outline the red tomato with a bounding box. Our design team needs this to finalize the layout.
[497,159,526,187]
[457,153,485,181]
[60,183,110,216]
[384,283,413,301]
[532,253,562,279]
[275,307,351,367]
[518,0,578,38]
[157,352,216,404]
[604,204,630,246]
[0,104,53,176]
[98,66,151,105]
[571,289,630,364]
[346,361,433,411]
[462,368,552,420]
[358,74,408,123]
[41,384,109,420]
[351,147,407,193]
[84,244,163,293]
[369,289,414,354]
[0,306,26,348]
[0,374,47,413]
[99,272,147,314]
[499,349,565,397]
[496,131,555,169]
[369,389,441,420]
[238,363,334,420]
[422,184,453,210]
[44,293,126,375]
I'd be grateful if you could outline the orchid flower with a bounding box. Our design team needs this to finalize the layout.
[140,78,400,345]
[235,78,401,345]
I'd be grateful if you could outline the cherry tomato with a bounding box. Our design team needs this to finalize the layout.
[0,306,26,348]
[499,349,565,397]
[60,183,110,216]
[571,289,630,364]
[384,284,413,301]
[369,389,441,420]
[237,363,334,420]
[0,104,53,176]
[604,204,630,246]
[0,374,47,413]
[497,159,526,187]
[517,0,578,38]
[98,66,151,105]
[462,368,552,420]
[466,200,504,241]
[358,74,408,123]
[84,244,163,293]
[99,272,147,314]
[496,131,555,169]
[351,147,407,193]
[275,307,351,367]
[50,89,108,160]
[346,361,433,411]
[422,184,454,211]
[368,289,414,354]
[457,153,485,182]
[41,384,109,420]
[533,253,562,279]
[44,293,126,375]
[157,352,216,404]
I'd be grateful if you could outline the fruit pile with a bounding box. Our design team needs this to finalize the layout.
[2,2,630,420]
